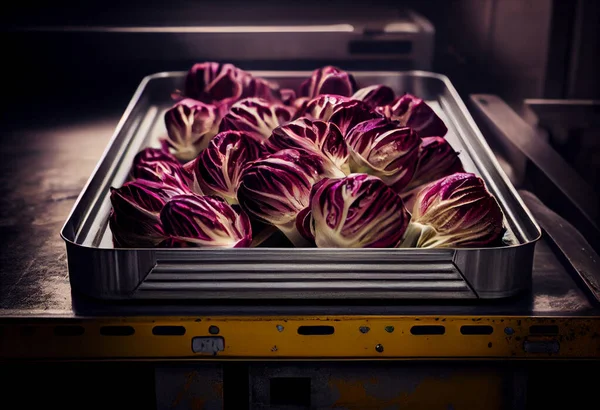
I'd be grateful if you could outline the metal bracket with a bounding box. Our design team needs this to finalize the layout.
[469,94,600,249]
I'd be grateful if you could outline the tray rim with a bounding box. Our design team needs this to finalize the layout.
[59,69,542,252]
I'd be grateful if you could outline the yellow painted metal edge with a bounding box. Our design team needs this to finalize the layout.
[1,316,599,359]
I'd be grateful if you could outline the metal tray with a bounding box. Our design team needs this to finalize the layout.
[60,70,541,300]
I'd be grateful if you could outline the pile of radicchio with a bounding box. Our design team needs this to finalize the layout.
[109,62,505,249]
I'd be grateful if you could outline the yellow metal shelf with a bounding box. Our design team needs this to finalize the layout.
[2,315,599,360]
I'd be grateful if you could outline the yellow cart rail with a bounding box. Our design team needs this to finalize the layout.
[2,315,599,360]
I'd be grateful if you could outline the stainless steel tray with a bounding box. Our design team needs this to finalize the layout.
[60,70,541,300]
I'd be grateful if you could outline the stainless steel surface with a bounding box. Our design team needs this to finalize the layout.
[59,71,540,301]
[137,251,475,299]
[469,94,600,246]
[66,236,595,316]
[0,106,594,317]
[520,190,600,303]
[2,237,596,317]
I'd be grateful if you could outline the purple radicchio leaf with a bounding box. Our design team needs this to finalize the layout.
[239,73,282,103]
[181,158,204,195]
[280,88,297,106]
[109,209,147,248]
[345,118,421,192]
[266,118,349,174]
[292,96,311,112]
[376,93,448,137]
[352,85,396,108]
[109,179,187,247]
[298,66,357,98]
[309,173,410,248]
[294,94,351,121]
[400,137,465,209]
[407,137,465,189]
[163,98,224,161]
[329,99,384,136]
[410,172,505,248]
[237,148,344,246]
[295,206,315,244]
[131,147,193,190]
[184,62,282,107]
[219,97,294,141]
[193,130,267,205]
[160,194,252,248]
[296,94,382,135]
[184,62,244,106]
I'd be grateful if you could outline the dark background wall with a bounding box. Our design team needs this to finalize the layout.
[1,0,598,127]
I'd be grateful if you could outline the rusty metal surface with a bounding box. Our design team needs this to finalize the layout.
[248,363,525,410]
[0,98,598,317]
[155,365,223,410]
[2,315,598,359]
